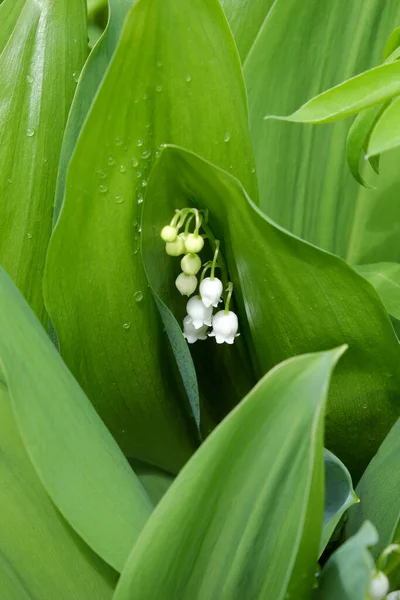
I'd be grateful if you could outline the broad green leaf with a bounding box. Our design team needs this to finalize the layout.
[367,96,400,158]
[0,0,25,51]
[129,459,174,506]
[0,388,116,599]
[267,62,400,124]
[114,348,344,600]
[383,26,400,60]
[244,0,400,262]
[44,0,256,472]
[346,104,387,187]
[321,450,358,554]
[345,418,400,561]
[220,0,274,61]
[0,0,87,323]
[355,263,400,320]
[141,145,400,479]
[0,268,153,573]
[315,521,378,600]
[54,0,134,222]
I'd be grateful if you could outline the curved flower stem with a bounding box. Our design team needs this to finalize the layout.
[224,282,233,314]
[210,240,219,280]
[200,221,229,284]
[199,261,213,284]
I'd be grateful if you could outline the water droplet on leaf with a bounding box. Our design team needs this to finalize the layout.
[132,157,139,167]
[26,128,35,137]
[136,171,142,178]
[137,194,144,204]
[72,71,80,83]
[224,132,230,142]
[123,322,131,330]
[26,75,34,83]
[155,84,162,92]
[115,137,123,146]
[141,179,148,187]
[185,74,192,82]
[141,150,151,159]
[26,233,32,239]
[116,195,124,204]
[134,291,143,302]
[137,139,143,147]
[99,184,108,194]
[108,157,115,166]
[119,164,126,173]
[156,60,163,67]
[7,178,12,184]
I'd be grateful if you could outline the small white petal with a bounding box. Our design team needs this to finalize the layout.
[186,296,213,329]
[200,277,223,308]
[209,310,239,344]
[369,572,390,600]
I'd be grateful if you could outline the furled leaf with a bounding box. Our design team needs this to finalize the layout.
[0,388,116,599]
[220,0,274,61]
[321,449,358,554]
[0,0,87,323]
[315,521,378,600]
[345,418,400,561]
[367,96,400,158]
[54,0,134,221]
[129,459,174,506]
[266,62,400,124]
[141,145,400,479]
[355,263,400,319]
[114,348,344,600]
[44,0,256,472]
[346,104,387,187]
[244,0,400,262]
[0,268,153,573]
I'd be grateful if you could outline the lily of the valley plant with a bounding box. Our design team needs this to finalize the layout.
[0,0,399,599]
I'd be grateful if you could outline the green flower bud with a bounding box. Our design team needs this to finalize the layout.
[160,225,178,242]
[181,253,202,275]
[185,233,204,253]
[165,237,185,256]
[175,273,198,296]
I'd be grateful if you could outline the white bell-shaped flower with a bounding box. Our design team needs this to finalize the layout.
[175,273,197,296]
[200,277,223,308]
[183,315,208,344]
[186,296,213,330]
[160,225,178,242]
[369,572,390,600]
[209,310,238,344]
[185,233,204,254]
[166,237,185,256]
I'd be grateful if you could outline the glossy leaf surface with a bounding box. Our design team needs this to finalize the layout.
[355,263,400,320]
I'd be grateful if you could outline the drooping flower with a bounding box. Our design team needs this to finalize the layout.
[368,572,390,600]
[183,315,208,344]
[185,233,204,254]
[200,277,223,308]
[166,237,186,256]
[186,296,213,329]
[209,310,238,344]
[160,225,178,242]
[175,273,197,296]
[181,253,202,275]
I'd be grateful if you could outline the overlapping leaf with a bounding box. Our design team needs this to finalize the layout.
[44,0,256,472]
[355,263,400,319]
[0,0,87,323]
[141,145,400,479]
[244,0,400,263]
[114,348,344,600]
[0,268,153,573]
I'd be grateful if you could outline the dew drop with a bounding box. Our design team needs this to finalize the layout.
[156,60,163,67]
[138,225,142,233]
[42,157,48,163]
[134,291,143,302]
[132,157,139,167]
[155,151,160,157]
[229,164,233,170]
[99,184,108,194]
[136,171,142,178]
[108,156,116,166]
[26,74,34,83]
[98,170,107,179]
[72,71,80,83]
[141,149,151,159]
[133,220,138,227]
[115,137,123,146]
[224,131,230,143]
[251,167,256,174]
[26,128,35,137]
[185,74,192,82]
[143,93,148,100]
[116,195,124,204]
[7,178,12,184]
[155,84,162,92]
[119,164,127,173]
[122,322,131,330]
[141,179,148,187]
[26,233,32,239]
[137,194,144,204]
[137,139,143,147]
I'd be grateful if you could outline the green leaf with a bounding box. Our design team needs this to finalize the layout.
[345,418,400,561]
[367,95,400,158]
[0,268,153,573]
[321,450,358,554]
[266,62,400,124]
[54,0,134,222]
[346,104,387,187]
[44,0,256,472]
[220,0,274,61]
[0,0,87,323]
[114,348,345,600]
[383,26,400,60]
[0,388,116,599]
[315,521,378,600]
[354,262,400,319]
[244,0,400,262]
[129,459,174,506]
[141,145,400,480]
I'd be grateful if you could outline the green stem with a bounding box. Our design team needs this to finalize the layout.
[224,282,233,314]
[210,240,219,280]
[200,261,213,284]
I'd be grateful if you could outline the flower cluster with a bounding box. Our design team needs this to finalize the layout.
[160,208,239,345]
